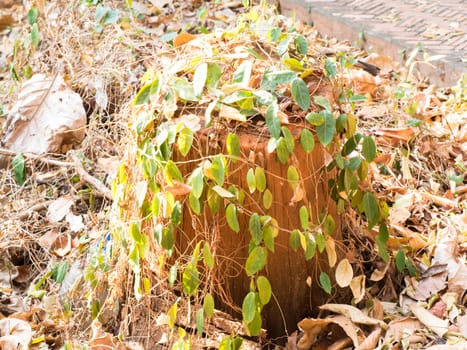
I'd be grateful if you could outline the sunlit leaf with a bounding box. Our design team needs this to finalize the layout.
[324,58,337,78]
[190,167,204,199]
[299,206,309,230]
[177,127,193,157]
[31,23,40,47]
[226,133,241,160]
[171,77,198,101]
[246,168,256,193]
[206,63,222,89]
[262,189,273,210]
[212,185,235,198]
[305,112,324,126]
[290,229,301,251]
[276,137,290,164]
[242,292,256,323]
[255,167,267,192]
[27,6,38,25]
[196,308,204,336]
[294,35,308,55]
[203,242,214,269]
[287,165,299,189]
[316,110,336,147]
[316,232,326,253]
[193,62,208,97]
[266,102,280,139]
[283,58,304,72]
[211,155,225,186]
[257,276,272,305]
[291,78,310,111]
[168,302,177,328]
[300,129,315,153]
[204,293,215,318]
[182,263,199,296]
[261,69,296,90]
[245,246,267,276]
[249,213,262,245]
[226,203,240,232]
[336,258,353,287]
[233,60,252,85]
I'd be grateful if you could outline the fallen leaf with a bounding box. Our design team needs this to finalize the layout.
[66,213,85,232]
[350,275,366,303]
[327,315,360,347]
[0,318,32,350]
[297,318,332,350]
[219,104,247,123]
[47,196,75,223]
[356,326,381,350]
[430,299,447,319]
[384,317,424,346]
[173,32,197,47]
[374,127,416,144]
[320,304,386,328]
[335,259,353,287]
[410,304,449,337]
[456,314,467,337]
[413,271,447,301]
[89,332,116,349]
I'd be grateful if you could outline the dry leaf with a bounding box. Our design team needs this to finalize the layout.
[66,213,85,233]
[335,259,353,287]
[429,299,447,319]
[297,318,332,350]
[327,315,360,347]
[410,304,449,337]
[325,237,337,268]
[384,317,424,346]
[350,275,366,303]
[219,104,247,123]
[456,313,467,338]
[47,196,75,223]
[173,32,197,47]
[375,127,416,144]
[89,332,116,349]
[320,304,386,328]
[38,229,60,250]
[370,262,390,282]
[2,74,86,156]
[52,233,72,257]
[356,327,381,350]
[413,271,448,301]
[0,318,32,350]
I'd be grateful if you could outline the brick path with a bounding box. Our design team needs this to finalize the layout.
[279,0,467,86]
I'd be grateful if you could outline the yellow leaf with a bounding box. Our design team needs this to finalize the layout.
[325,237,337,268]
[335,258,353,287]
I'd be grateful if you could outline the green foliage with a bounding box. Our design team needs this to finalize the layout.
[12,153,26,186]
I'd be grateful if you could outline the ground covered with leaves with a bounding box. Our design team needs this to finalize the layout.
[0,0,466,349]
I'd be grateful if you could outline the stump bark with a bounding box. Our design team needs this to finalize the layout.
[177,125,341,340]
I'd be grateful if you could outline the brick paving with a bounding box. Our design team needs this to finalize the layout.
[279,0,467,86]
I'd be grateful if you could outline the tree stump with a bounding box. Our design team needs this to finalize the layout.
[177,124,341,339]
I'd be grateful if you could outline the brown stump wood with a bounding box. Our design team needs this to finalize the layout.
[176,125,341,339]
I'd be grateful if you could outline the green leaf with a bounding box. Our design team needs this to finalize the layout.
[305,112,324,126]
[242,292,256,323]
[324,58,337,78]
[289,229,301,252]
[177,127,193,157]
[342,134,362,156]
[261,69,296,90]
[226,204,240,233]
[291,78,310,111]
[190,167,204,199]
[189,192,201,215]
[211,155,225,186]
[207,187,221,214]
[395,249,406,272]
[206,62,222,88]
[277,36,292,56]
[362,192,379,229]
[299,206,309,230]
[316,232,326,253]
[287,165,299,189]
[262,224,275,252]
[27,6,38,25]
[204,293,215,318]
[245,246,267,276]
[313,96,331,112]
[323,214,335,235]
[193,62,208,97]
[246,168,256,193]
[255,167,267,192]
[344,168,358,193]
[304,235,316,260]
[12,153,26,186]
[266,102,281,139]
[316,111,336,147]
[203,242,214,269]
[300,129,315,153]
[226,133,241,160]
[196,308,204,336]
[281,126,295,153]
[379,223,389,242]
[171,201,182,226]
[103,9,120,25]
[319,272,332,294]
[31,23,40,47]
[375,235,389,263]
[233,61,252,85]
[276,137,290,164]
[171,77,198,101]
[294,35,308,55]
[212,185,235,198]
[263,189,273,210]
[182,263,199,296]
[349,94,368,102]
[257,276,272,305]
[52,261,68,283]
[246,311,262,336]
[254,90,274,105]
[164,160,183,184]
[249,213,262,245]
[362,136,376,162]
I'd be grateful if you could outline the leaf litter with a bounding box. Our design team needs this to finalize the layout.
[0,0,465,349]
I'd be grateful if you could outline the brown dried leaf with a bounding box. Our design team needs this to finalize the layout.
[335,258,353,287]
[356,327,381,350]
[410,304,449,337]
[350,275,366,303]
[326,237,337,268]
[413,271,448,301]
[173,32,197,47]
[0,318,32,350]
[297,318,332,350]
[320,304,386,328]
[384,317,424,345]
